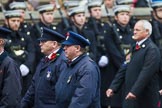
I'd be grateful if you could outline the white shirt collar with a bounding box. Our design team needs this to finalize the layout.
[47,48,60,58]
[0,50,4,55]
[71,56,79,62]
[136,38,148,45]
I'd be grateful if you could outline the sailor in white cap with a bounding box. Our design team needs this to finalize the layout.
[100,4,134,108]
[87,1,123,108]
[3,9,35,97]
[30,3,57,72]
[67,6,97,61]
[151,0,162,20]
[151,3,162,107]
[9,1,26,19]
[9,1,32,38]
[9,1,26,10]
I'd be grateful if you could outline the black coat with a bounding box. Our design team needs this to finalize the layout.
[21,49,67,108]
[4,30,35,73]
[150,17,162,108]
[55,54,101,108]
[86,17,110,60]
[86,17,123,106]
[19,22,32,38]
[0,51,22,108]
[110,38,160,108]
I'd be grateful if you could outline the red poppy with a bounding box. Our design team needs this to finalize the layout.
[49,53,57,60]
[135,44,141,50]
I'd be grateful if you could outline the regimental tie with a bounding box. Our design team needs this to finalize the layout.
[135,44,141,50]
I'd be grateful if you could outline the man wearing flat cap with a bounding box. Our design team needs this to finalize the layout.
[0,27,22,107]
[3,10,35,96]
[55,31,101,108]
[21,27,67,108]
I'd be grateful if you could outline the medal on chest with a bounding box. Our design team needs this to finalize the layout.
[46,69,52,79]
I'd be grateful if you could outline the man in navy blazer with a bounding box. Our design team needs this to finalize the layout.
[106,20,161,108]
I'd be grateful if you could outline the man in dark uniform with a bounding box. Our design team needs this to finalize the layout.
[111,4,135,64]
[31,3,57,67]
[115,0,137,28]
[150,1,162,107]
[21,28,67,108]
[86,1,123,108]
[55,31,101,108]
[0,27,22,107]
[61,6,97,61]
[86,1,109,67]
[9,1,32,38]
[3,10,35,96]
[104,5,135,108]
[106,20,161,108]
[56,1,76,35]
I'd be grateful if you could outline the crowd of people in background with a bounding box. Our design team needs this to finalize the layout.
[0,0,161,108]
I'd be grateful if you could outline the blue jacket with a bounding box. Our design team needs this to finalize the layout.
[21,49,67,108]
[55,53,101,108]
[0,51,22,108]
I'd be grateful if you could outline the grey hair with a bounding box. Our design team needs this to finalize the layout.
[139,20,152,36]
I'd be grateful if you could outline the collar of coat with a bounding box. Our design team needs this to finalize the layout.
[0,51,8,65]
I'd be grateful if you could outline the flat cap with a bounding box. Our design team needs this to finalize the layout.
[63,0,79,8]
[68,6,85,16]
[116,0,133,5]
[37,4,55,13]
[38,27,65,42]
[4,10,22,18]
[62,31,90,48]
[88,1,102,8]
[113,5,130,14]
[9,2,26,10]
[151,0,162,8]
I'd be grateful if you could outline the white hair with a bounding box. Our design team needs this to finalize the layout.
[140,20,152,36]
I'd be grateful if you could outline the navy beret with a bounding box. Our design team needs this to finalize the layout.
[62,31,90,48]
[38,27,65,42]
[0,27,11,39]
